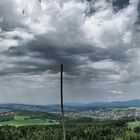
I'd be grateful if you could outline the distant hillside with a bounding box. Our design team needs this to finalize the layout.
[0,104,53,112]
[84,99,140,108]
[0,100,140,112]
[66,100,140,109]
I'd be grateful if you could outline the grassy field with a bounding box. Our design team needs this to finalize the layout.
[0,115,59,126]
[115,121,140,140]
[14,115,30,120]
[128,121,140,129]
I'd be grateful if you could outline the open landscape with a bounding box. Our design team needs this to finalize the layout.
[0,102,139,139]
[0,108,60,127]
[1,0,140,139]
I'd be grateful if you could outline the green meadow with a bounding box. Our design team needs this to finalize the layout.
[0,115,59,126]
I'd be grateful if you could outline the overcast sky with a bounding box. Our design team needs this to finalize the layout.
[0,0,140,104]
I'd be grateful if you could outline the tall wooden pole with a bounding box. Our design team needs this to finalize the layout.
[61,64,66,140]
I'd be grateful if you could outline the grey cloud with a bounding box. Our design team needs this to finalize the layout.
[0,0,138,79]
[0,0,140,104]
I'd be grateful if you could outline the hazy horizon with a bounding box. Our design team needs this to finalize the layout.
[0,98,140,106]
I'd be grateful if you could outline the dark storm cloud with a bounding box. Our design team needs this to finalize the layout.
[85,0,130,17]
[4,37,92,76]
[112,0,130,12]
[136,0,140,22]
[1,33,133,82]
[134,1,140,32]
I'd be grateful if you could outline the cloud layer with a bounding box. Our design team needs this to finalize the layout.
[0,0,140,104]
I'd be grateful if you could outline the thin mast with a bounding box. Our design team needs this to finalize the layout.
[60,64,66,140]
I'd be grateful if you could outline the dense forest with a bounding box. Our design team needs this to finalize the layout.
[0,109,139,140]
[0,118,139,140]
